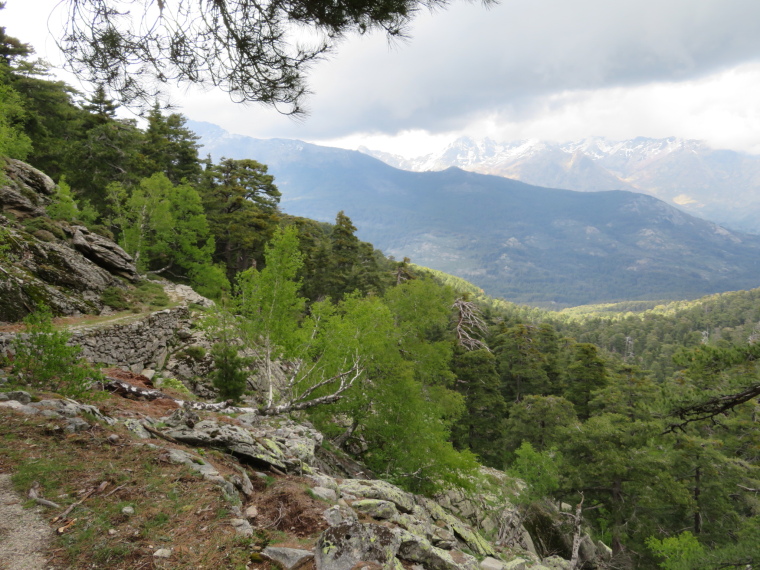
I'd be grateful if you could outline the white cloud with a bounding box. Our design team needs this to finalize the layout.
[6,0,760,155]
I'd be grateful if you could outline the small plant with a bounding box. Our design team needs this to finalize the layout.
[156,377,192,397]
[0,226,18,263]
[211,342,249,402]
[181,345,207,360]
[134,280,170,308]
[100,286,131,310]
[11,304,102,398]
[21,216,66,240]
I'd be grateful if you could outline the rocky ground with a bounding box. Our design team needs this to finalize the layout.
[0,368,609,569]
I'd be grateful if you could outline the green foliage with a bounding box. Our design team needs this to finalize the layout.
[451,348,507,468]
[496,324,553,403]
[182,345,207,360]
[564,343,608,419]
[156,376,193,397]
[100,286,131,310]
[333,211,388,299]
[11,305,101,398]
[504,395,578,454]
[100,281,170,311]
[0,225,16,262]
[509,442,561,503]
[235,225,306,398]
[0,78,32,159]
[645,532,704,570]
[211,342,249,402]
[383,277,456,387]
[201,158,281,277]
[134,280,170,307]
[21,216,66,240]
[47,178,98,225]
[138,105,202,184]
[46,178,79,221]
[109,173,226,293]
[307,292,477,493]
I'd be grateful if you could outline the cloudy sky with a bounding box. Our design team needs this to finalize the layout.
[6,0,760,156]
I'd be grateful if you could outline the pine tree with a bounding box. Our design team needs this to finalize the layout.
[451,348,507,468]
[201,158,281,277]
[140,105,202,184]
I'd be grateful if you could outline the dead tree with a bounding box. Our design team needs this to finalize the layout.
[452,297,490,351]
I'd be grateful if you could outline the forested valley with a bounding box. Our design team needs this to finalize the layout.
[1,16,759,569]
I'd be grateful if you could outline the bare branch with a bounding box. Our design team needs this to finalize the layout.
[664,383,760,433]
[452,297,489,351]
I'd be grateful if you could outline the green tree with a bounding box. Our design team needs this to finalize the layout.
[496,324,552,403]
[590,364,660,420]
[0,77,31,160]
[211,343,250,402]
[510,441,561,502]
[321,211,386,300]
[504,395,578,454]
[451,348,507,467]
[112,173,225,295]
[235,225,307,408]
[139,105,202,184]
[11,305,101,398]
[80,84,118,126]
[0,21,32,160]
[307,294,476,493]
[564,342,609,419]
[560,413,687,558]
[201,158,281,277]
[383,277,456,387]
[645,531,704,570]
[66,118,145,209]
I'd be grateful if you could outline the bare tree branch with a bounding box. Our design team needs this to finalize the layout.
[664,383,760,433]
[452,297,489,351]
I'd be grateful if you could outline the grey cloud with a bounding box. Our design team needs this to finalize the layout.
[190,0,760,139]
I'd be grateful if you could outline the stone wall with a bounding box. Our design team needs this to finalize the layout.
[0,306,190,373]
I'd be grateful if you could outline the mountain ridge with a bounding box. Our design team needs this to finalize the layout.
[188,121,760,307]
[360,135,760,233]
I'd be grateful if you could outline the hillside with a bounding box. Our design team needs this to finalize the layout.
[3,19,760,570]
[189,122,760,307]
[361,136,760,234]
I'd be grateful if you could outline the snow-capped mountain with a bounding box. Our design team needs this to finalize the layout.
[361,137,760,233]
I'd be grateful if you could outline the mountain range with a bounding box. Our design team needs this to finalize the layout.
[362,137,760,234]
[188,121,760,307]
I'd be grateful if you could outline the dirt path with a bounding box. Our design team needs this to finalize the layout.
[0,474,55,570]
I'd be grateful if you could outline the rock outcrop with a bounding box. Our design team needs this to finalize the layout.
[69,225,139,282]
[0,159,55,219]
[0,160,140,321]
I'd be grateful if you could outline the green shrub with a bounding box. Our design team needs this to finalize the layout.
[100,287,131,310]
[156,377,192,397]
[21,217,66,240]
[0,226,16,262]
[211,342,249,402]
[134,280,170,308]
[11,305,102,398]
[646,531,705,570]
[182,345,206,360]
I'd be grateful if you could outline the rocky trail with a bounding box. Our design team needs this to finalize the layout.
[0,474,56,570]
